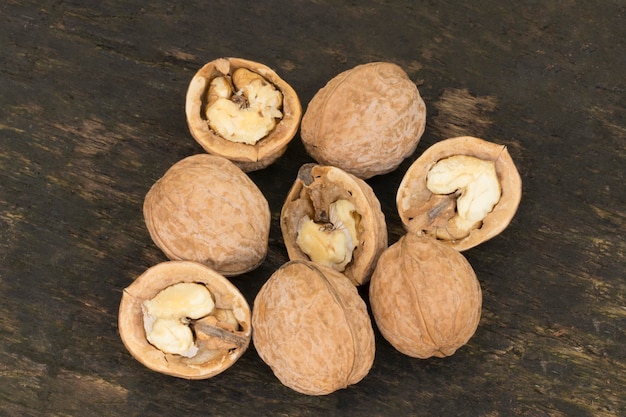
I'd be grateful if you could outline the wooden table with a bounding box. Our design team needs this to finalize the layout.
[2,1,624,416]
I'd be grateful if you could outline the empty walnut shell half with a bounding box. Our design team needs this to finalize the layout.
[396,136,522,251]
[280,163,388,286]
[144,154,270,276]
[369,233,482,359]
[252,260,375,395]
[300,61,426,179]
[118,261,252,379]
[186,57,302,172]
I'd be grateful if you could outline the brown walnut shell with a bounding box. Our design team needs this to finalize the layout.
[252,260,375,395]
[185,57,302,172]
[300,61,426,179]
[280,163,388,286]
[118,261,252,379]
[396,136,522,251]
[144,154,270,276]
[369,233,482,359]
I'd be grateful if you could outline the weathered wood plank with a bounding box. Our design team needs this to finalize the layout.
[1,1,624,416]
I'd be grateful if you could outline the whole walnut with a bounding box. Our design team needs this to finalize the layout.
[186,57,302,172]
[369,233,482,359]
[143,154,270,276]
[252,260,375,395]
[396,136,522,251]
[300,62,426,179]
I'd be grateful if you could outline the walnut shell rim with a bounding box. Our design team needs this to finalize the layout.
[300,61,426,179]
[252,260,375,395]
[280,163,388,286]
[118,261,252,379]
[185,57,302,172]
[396,136,522,251]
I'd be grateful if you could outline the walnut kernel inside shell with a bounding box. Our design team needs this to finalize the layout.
[280,164,387,286]
[118,261,252,379]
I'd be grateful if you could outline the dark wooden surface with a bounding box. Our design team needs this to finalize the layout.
[1,1,624,416]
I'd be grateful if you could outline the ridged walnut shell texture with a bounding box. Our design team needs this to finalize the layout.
[280,164,388,286]
[252,260,375,395]
[369,233,482,359]
[301,62,426,179]
[144,154,270,276]
[118,261,252,379]
[185,57,302,172]
[396,136,522,251]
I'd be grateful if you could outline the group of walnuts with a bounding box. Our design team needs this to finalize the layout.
[118,57,522,395]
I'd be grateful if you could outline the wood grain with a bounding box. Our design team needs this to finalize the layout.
[1,1,624,416]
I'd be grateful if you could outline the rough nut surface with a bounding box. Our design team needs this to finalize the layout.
[301,61,426,179]
[280,164,388,286]
[252,260,375,395]
[186,57,302,171]
[369,233,482,359]
[118,261,252,379]
[396,136,522,251]
[144,154,270,276]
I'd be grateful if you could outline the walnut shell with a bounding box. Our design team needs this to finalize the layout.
[118,261,252,379]
[143,154,270,276]
[369,233,482,358]
[280,163,388,286]
[252,260,375,395]
[185,57,302,172]
[396,136,522,251]
[300,62,426,179]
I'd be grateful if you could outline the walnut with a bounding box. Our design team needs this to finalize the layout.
[396,136,522,251]
[280,163,388,286]
[369,233,482,358]
[118,261,251,379]
[300,62,426,179]
[186,57,302,172]
[143,154,270,276]
[252,260,375,395]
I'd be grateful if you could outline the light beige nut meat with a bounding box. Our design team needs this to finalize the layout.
[186,57,302,171]
[396,136,522,251]
[143,154,270,276]
[118,261,252,379]
[369,233,482,359]
[300,61,426,179]
[142,282,215,357]
[205,68,283,145]
[280,163,388,286]
[252,260,375,395]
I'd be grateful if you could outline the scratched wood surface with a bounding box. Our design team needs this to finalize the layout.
[1,1,625,416]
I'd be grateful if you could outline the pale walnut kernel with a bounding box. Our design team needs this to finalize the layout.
[142,282,248,362]
[206,68,283,145]
[295,199,360,272]
[142,282,215,357]
[426,155,501,240]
